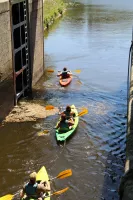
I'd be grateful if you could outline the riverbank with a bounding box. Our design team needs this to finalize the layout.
[43,0,66,30]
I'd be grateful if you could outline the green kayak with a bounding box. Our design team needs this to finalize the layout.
[55,105,79,141]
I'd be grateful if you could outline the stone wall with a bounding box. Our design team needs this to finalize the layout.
[0,0,14,122]
[0,0,44,122]
[0,0,12,82]
[28,0,44,86]
[119,43,133,199]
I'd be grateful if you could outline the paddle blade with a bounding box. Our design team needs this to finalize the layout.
[78,109,88,117]
[52,187,69,196]
[0,195,14,200]
[47,69,54,72]
[74,69,81,73]
[58,171,72,179]
[57,169,72,179]
[37,130,49,136]
[45,105,55,110]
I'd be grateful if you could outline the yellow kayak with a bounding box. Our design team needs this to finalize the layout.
[22,166,50,200]
[36,166,50,200]
[0,166,50,200]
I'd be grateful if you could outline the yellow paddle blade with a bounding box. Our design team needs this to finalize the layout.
[37,130,49,136]
[47,69,81,73]
[58,171,72,179]
[57,169,72,179]
[46,69,54,72]
[0,195,14,200]
[45,105,55,110]
[78,109,88,117]
[52,187,69,196]
[80,107,88,111]
[74,69,81,73]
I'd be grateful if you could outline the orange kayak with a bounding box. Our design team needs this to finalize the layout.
[59,76,72,86]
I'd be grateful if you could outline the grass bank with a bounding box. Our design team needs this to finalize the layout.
[43,0,66,30]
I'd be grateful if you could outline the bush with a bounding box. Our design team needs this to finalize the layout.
[43,0,65,28]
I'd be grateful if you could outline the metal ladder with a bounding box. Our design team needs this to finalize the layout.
[11,0,31,105]
[23,0,30,92]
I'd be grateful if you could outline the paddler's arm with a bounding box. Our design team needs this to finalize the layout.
[73,112,76,117]
[68,118,75,125]
[68,70,72,75]
[37,181,51,192]
[20,185,25,198]
[44,180,51,191]
[56,123,60,129]
[57,71,62,77]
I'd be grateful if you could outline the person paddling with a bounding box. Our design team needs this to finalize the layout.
[56,113,74,132]
[57,67,72,79]
[20,172,50,200]
[60,105,76,119]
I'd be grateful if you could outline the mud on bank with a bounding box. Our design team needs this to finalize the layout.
[3,101,59,123]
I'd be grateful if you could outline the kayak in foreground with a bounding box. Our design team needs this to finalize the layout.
[55,105,79,141]
[22,166,50,200]
[59,75,72,87]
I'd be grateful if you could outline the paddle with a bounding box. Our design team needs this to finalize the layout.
[63,108,88,118]
[45,105,55,110]
[50,169,72,180]
[0,195,14,200]
[38,130,49,136]
[59,107,89,117]
[46,69,81,74]
[78,108,88,117]
[45,105,88,113]
[0,187,69,200]
[43,187,69,198]
[39,106,88,134]
[46,68,82,85]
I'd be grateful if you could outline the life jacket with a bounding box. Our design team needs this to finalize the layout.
[59,120,69,132]
[64,111,73,119]
[25,182,38,197]
[62,71,69,79]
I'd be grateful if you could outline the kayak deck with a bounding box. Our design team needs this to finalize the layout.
[55,105,79,141]
[37,166,50,200]
[23,166,50,200]
[59,76,72,86]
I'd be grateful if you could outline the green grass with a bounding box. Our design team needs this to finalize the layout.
[44,0,65,28]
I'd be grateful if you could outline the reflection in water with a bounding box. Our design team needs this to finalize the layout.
[0,1,130,199]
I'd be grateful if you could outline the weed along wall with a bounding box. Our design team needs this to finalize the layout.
[43,0,65,30]
[0,0,44,122]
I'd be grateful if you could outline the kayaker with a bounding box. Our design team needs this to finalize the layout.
[57,67,72,79]
[56,113,74,131]
[62,105,76,119]
[20,172,50,200]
